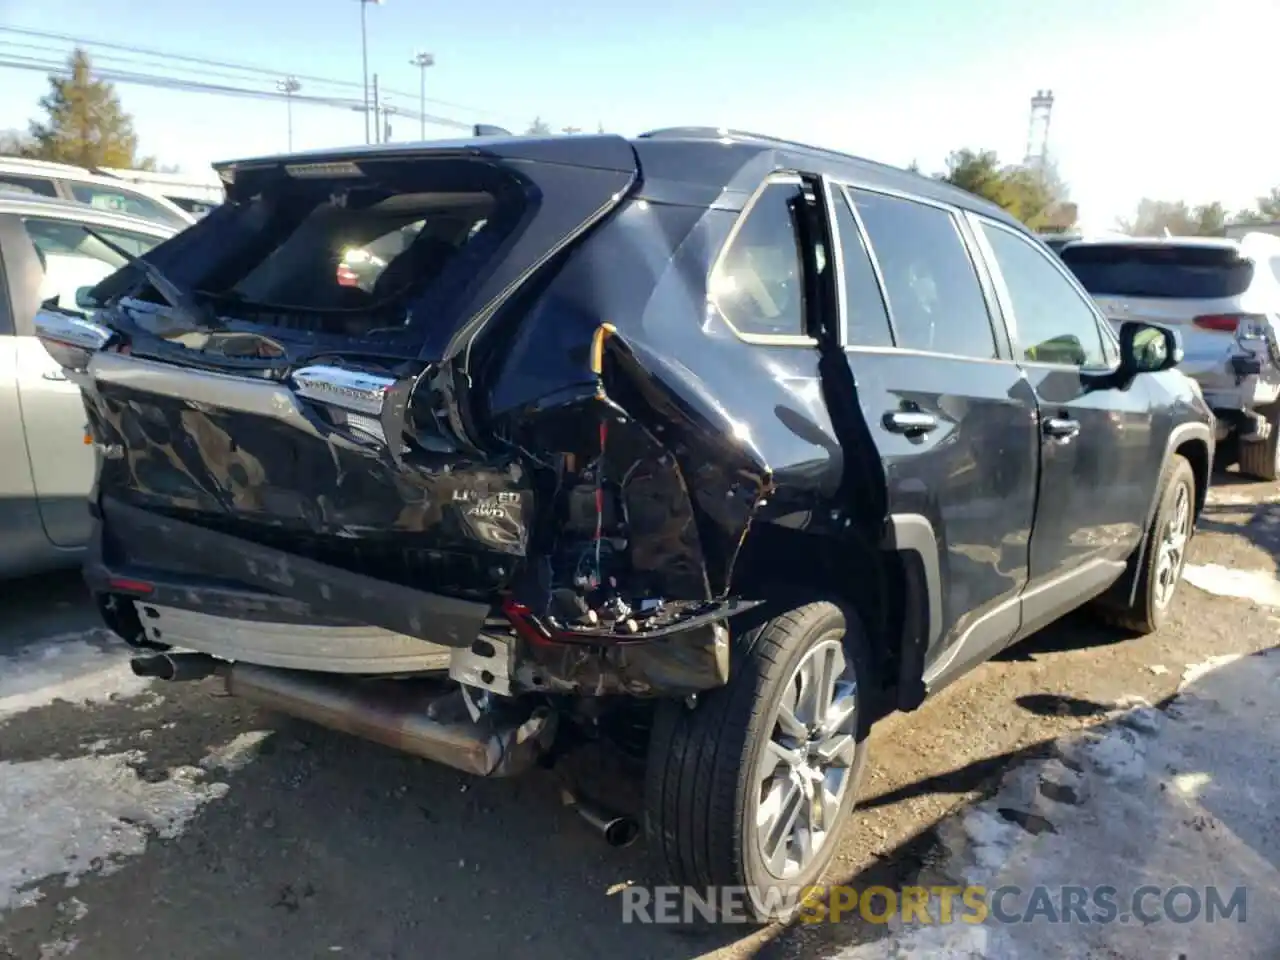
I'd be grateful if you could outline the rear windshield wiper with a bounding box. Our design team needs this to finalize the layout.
[81,226,223,331]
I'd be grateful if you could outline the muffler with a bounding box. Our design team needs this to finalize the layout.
[560,788,640,848]
[224,663,555,778]
[131,652,220,681]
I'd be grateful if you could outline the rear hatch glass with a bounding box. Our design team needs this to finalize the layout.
[93,157,529,359]
[1061,243,1254,299]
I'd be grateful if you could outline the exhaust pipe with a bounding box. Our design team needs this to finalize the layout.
[131,652,220,682]
[561,788,640,848]
[224,663,555,778]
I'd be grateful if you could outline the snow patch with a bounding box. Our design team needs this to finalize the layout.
[1205,489,1280,507]
[0,751,229,912]
[1182,564,1280,607]
[200,730,272,772]
[1181,653,1243,687]
[820,652,1280,959]
[0,633,151,722]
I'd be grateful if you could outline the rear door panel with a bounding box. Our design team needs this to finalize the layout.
[15,334,95,547]
[828,183,1038,683]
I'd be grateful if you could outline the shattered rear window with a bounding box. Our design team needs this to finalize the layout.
[153,158,527,337]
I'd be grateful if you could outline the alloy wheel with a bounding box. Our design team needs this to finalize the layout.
[1154,482,1191,609]
[753,633,859,879]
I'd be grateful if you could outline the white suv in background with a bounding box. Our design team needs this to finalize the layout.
[0,157,195,231]
[1061,233,1280,479]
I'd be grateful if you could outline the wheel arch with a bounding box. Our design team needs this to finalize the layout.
[727,512,941,719]
[1121,419,1213,609]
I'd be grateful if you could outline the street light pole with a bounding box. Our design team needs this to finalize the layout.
[359,0,383,144]
[276,76,301,151]
[410,51,435,140]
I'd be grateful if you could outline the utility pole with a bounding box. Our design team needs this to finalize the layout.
[410,51,435,140]
[276,76,301,151]
[562,125,581,135]
[359,0,384,144]
[383,103,397,143]
[371,73,381,144]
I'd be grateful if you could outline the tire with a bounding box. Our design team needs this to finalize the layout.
[1238,404,1280,482]
[644,600,871,922]
[1098,454,1196,635]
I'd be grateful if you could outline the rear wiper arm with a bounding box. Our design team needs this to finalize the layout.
[81,226,222,330]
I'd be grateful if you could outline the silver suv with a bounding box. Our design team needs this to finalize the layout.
[1062,234,1280,479]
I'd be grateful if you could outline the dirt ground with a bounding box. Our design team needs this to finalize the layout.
[1,471,1277,960]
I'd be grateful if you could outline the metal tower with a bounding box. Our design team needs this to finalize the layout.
[1024,89,1054,171]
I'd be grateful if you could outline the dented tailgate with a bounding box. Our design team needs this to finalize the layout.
[46,139,640,641]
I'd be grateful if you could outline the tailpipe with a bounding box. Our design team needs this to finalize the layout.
[224,663,555,778]
[131,652,220,682]
[561,788,640,848]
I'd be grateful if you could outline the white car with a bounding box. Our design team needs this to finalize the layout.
[0,191,177,577]
[0,157,195,231]
[1061,233,1280,479]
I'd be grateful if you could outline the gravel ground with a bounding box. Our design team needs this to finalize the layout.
[1,472,1276,960]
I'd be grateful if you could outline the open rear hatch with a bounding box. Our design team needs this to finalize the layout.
[41,137,640,645]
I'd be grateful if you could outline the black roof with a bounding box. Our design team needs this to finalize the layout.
[216,128,1021,228]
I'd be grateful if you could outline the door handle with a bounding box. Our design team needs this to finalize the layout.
[42,370,68,382]
[883,410,938,436]
[1043,416,1080,439]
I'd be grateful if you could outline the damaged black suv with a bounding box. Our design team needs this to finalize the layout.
[38,128,1213,920]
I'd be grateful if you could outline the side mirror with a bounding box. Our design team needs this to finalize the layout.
[1119,320,1182,375]
[74,286,98,311]
[472,124,511,138]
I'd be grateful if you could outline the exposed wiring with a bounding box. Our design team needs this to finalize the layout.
[594,420,607,585]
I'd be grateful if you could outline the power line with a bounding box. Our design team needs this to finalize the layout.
[0,52,475,131]
[0,25,517,122]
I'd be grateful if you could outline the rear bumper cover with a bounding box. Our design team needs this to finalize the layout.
[88,498,734,695]
[87,497,492,649]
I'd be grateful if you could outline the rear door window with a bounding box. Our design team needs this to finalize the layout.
[832,187,893,347]
[22,216,164,310]
[69,183,188,229]
[850,189,996,359]
[1061,244,1255,299]
[0,174,59,198]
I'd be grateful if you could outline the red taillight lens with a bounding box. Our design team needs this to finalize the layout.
[108,577,154,595]
[1192,314,1240,332]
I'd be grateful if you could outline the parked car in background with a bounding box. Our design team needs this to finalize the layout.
[1061,233,1280,479]
[0,191,176,578]
[95,166,225,219]
[1037,232,1082,254]
[40,130,1211,920]
[0,157,195,231]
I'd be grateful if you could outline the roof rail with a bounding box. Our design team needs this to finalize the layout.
[638,126,813,150]
[636,127,918,179]
[0,156,94,175]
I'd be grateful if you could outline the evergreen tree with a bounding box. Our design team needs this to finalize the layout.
[28,48,144,169]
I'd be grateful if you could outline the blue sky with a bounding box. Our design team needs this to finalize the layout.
[0,0,1274,231]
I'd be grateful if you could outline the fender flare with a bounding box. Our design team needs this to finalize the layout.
[880,514,943,649]
[1127,419,1213,606]
[881,514,942,709]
